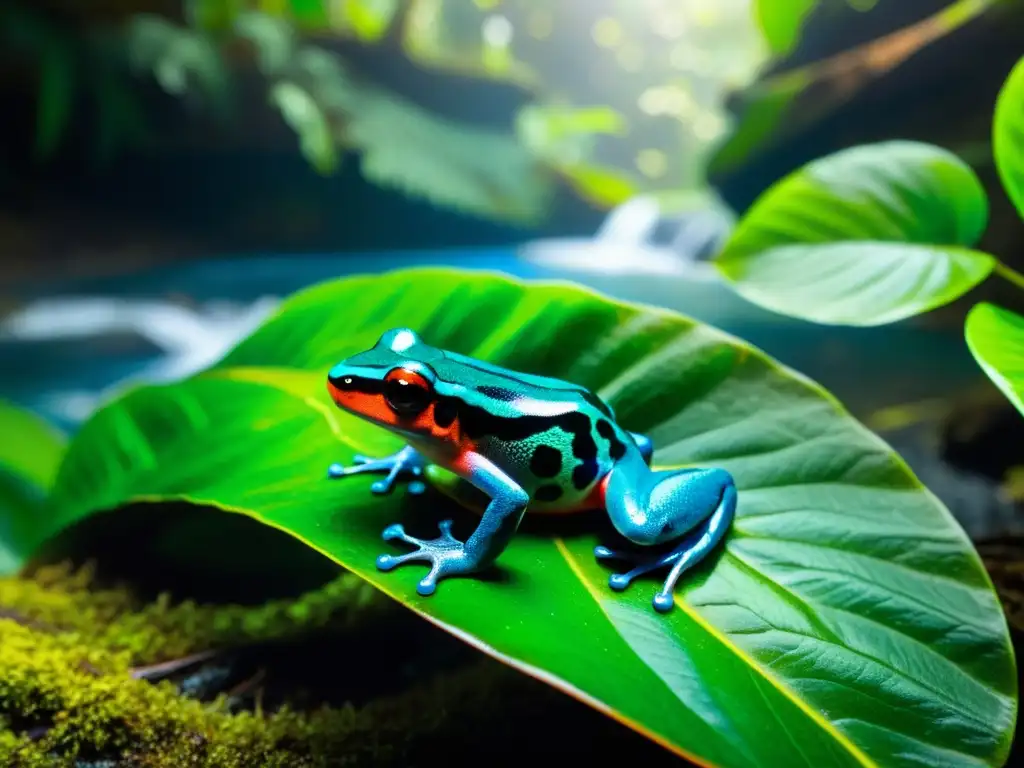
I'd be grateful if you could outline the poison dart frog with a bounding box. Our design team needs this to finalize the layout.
[325,328,736,613]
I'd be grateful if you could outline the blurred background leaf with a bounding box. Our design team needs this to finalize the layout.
[269,80,339,174]
[169,0,771,214]
[0,400,65,575]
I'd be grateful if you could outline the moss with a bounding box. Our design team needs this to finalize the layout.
[0,617,404,766]
[0,565,682,767]
[0,609,575,767]
[0,565,498,767]
[1,563,390,665]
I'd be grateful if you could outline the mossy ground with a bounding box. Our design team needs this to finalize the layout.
[0,563,683,768]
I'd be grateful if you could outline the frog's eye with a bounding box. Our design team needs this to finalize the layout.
[383,367,433,416]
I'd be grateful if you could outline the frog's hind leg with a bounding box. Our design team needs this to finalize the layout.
[596,461,736,613]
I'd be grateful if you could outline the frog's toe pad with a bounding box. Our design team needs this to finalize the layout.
[608,573,632,591]
[376,553,399,571]
[327,463,346,478]
[652,592,675,613]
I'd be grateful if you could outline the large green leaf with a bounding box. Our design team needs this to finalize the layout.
[714,141,996,326]
[994,54,1024,221]
[0,400,65,573]
[965,302,1024,417]
[46,269,1016,767]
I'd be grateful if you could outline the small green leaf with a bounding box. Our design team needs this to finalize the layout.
[234,11,297,75]
[289,0,329,27]
[715,141,995,325]
[343,0,399,41]
[994,54,1024,221]
[346,89,550,223]
[126,15,230,109]
[754,0,819,56]
[0,400,65,574]
[33,40,75,160]
[0,400,65,491]
[45,269,1016,767]
[965,302,1024,417]
[269,81,339,175]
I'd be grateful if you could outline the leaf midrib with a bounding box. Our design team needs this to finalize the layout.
[553,539,876,768]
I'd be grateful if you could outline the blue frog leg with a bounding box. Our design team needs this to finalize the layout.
[375,452,529,597]
[595,454,736,613]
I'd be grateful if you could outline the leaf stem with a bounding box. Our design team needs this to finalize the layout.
[994,261,1024,292]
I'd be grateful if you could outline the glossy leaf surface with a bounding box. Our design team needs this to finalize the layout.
[48,269,1016,767]
[994,54,1024,220]
[715,141,995,326]
[0,400,65,573]
[966,302,1024,417]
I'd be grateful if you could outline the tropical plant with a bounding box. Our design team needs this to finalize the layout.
[711,52,1024,422]
[1,267,1018,766]
[6,0,774,223]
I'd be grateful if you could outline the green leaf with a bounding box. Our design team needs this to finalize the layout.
[45,269,1016,766]
[269,81,340,175]
[33,39,75,160]
[715,141,996,326]
[994,54,1024,221]
[965,302,1024,417]
[0,400,66,491]
[343,86,550,224]
[234,11,297,75]
[0,400,65,574]
[343,0,400,41]
[126,15,229,107]
[754,0,819,56]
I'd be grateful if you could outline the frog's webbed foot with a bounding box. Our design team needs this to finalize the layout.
[326,445,427,495]
[595,545,692,612]
[375,520,475,596]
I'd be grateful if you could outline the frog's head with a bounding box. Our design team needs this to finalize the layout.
[326,328,440,434]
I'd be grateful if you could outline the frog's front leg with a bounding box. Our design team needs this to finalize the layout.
[596,455,736,613]
[326,445,427,495]
[376,452,529,597]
